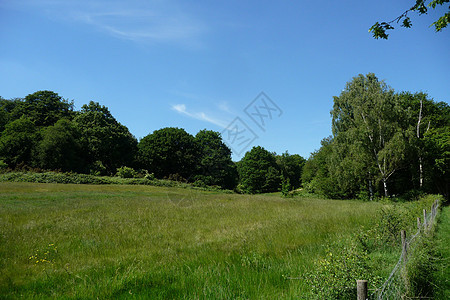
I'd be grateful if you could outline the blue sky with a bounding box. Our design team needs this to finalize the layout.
[1,0,449,160]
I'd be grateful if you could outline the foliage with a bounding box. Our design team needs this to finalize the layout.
[116,166,138,178]
[194,129,238,189]
[424,127,450,198]
[281,177,292,197]
[301,137,344,198]
[0,116,37,167]
[276,151,305,189]
[35,119,84,172]
[370,0,450,39]
[0,159,7,171]
[0,97,20,132]
[331,73,405,197]
[11,90,74,127]
[304,239,382,299]
[138,127,200,180]
[303,74,448,200]
[237,146,281,194]
[74,101,138,175]
[1,86,446,197]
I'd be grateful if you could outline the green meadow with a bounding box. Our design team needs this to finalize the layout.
[0,182,437,299]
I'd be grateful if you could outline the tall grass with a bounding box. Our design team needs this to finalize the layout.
[0,183,407,298]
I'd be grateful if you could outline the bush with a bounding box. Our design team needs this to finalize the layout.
[90,161,107,176]
[143,170,155,181]
[304,239,383,299]
[116,166,137,178]
[167,173,187,183]
[281,177,292,197]
[0,160,8,172]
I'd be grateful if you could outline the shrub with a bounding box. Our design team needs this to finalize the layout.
[116,166,137,178]
[0,160,8,172]
[167,173,187,183]
[143,170,155,181]
[281,177,292,197]
[304,239,383,299]
[90,161,107,176]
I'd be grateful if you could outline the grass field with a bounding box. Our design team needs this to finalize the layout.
[0,182,437,299]
[433,205,450,299]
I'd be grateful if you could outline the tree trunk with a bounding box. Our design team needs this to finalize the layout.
[419,156,423,188]
[383,178,389,197]
[368,172,374,201]
[417,98,425,189]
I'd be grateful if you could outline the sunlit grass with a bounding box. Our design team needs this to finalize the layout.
[1,182,387,298]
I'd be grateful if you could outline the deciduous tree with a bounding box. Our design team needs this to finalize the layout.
[0,116,37,168]
[74,101,137,175]
[138,127,200,180]
[35,119,84,172]
[331,73,406,197]
[194,129,237,189]
[11,91,74,127]
[237,146,281,194]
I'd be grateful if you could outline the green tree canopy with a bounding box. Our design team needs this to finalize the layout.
[138,127,200,180]
[73,101,137,175]
[11,91,74,127]
[237,146,281,194]
[331,73,406,197]
[0,97,21,132]
[301,137,343,198]
[194,129,238,189]
[397,92,450,198]
[0,116,37,167]
[276,151,305,189]
[35,119,84,172]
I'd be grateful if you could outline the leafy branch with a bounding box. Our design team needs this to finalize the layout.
[370,0,449,39]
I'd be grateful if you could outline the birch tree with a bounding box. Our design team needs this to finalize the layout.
[331,73,406,197]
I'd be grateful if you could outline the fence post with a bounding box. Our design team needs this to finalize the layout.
[417,217,421,231]
[423,209,427,228]
[357,280,368,300]
[432,201,437,218]
[401,230,407,260]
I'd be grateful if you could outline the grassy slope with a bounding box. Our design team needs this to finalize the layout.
[433,205,450,299]
[0,183,400,298]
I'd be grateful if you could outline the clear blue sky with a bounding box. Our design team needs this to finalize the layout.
[1,0,449,160]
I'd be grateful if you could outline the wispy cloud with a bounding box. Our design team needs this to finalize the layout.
[14,0,207,46]
[171,104,228,128]
[218,101,233,113]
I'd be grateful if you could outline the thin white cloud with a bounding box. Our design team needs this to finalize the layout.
[171,104,228,128]
[12,0,207,46]
[72,8,205,45]
[218,101,232,113]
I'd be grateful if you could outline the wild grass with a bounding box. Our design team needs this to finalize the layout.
[0,182,432,299]
[430,205,449,299]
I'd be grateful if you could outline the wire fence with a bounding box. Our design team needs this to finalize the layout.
[362,199,440,300]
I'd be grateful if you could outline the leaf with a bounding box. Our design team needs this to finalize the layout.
[432,12,450,31]
[402,17,412,28]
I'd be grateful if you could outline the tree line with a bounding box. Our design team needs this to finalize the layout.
[1,74,448,199]
[301,73,449,200]
[0,91,304,192]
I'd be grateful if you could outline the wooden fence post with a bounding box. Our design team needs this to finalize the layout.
[423,209,427,228]
[357,280,368,300]
[417,217,421,231]
[401,230,407,260]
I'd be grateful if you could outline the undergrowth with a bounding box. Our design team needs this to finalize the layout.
[0,171,231,193]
